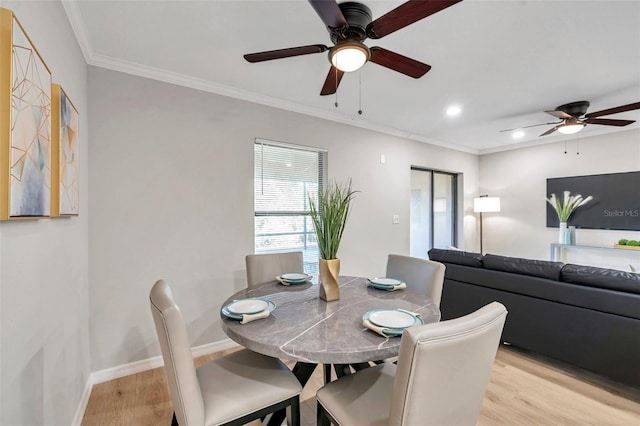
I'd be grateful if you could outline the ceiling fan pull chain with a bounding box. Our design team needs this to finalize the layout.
[335,67,339,108]
[358,69,363,115]
[564,140,567,154]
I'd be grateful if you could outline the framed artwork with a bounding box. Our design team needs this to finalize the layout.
[51,84,79,217]
[0,8,52,220]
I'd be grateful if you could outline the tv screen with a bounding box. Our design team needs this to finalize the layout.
[546,171,640,231]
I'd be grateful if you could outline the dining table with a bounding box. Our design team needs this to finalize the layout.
[220,275,440,425]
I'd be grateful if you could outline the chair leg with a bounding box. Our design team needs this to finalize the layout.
[171,412,178,426]
[317,401,331,426]
[290,395,301,426]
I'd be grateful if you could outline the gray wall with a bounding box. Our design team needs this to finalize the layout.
[0,1,90,425]
[479,129,640,265]
[87,66,479,372]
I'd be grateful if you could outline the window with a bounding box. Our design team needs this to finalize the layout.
[254,139,327,273]
[410,168,458,258]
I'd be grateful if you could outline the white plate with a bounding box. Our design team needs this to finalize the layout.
[222,299,276,320]
[369,277,404,286]
[226,298,269,315]
[368,310,416,328]
[281,272,310,281]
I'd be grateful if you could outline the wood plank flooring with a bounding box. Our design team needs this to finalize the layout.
[82,345,640,425]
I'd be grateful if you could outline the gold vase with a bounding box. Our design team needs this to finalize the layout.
[319,258,340,301]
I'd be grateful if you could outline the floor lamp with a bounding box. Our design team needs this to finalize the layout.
[474,195,501,253]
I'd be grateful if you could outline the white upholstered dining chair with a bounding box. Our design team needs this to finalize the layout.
[149,280,302,426]
[316,302,507,426]
[386,254,446,307]
[245,251,304,287]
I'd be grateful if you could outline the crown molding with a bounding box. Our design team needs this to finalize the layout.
[478,125,640,155]
[90,53,480,154]
[62,0,93,62]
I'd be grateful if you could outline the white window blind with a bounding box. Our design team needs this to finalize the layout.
[254,139,327,273]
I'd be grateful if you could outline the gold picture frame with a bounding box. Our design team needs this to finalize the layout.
[0,7,52,220]
[51,84,79,217]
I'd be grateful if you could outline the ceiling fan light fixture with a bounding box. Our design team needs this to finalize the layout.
[558,118,585,135]
[330,41,370,72]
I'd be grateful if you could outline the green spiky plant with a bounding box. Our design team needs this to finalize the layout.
[309,179,358,260]
[546,191,593,222]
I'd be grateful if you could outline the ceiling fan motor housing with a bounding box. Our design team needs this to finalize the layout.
[557,101,590,117]
[330,2,372,43]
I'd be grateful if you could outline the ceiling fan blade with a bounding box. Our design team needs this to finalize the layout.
[544,110,573,119]
[367,0,463,39]
[244,44,328,63]
[584,117,635,127]
[308,0,348,30]
[585,101,640,118]
[539,126,559,137]
[369,47,431,78]
[499,122,561,132]
[320,66,344,96]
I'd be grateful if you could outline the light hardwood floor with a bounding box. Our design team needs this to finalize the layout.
[82,345,640,425]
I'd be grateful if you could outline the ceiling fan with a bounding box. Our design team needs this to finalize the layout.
[243,0,463,96]
[501,101,640,137]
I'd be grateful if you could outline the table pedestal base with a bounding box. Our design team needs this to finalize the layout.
[267,361,373,425]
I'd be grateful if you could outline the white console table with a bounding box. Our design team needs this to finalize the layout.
[550,243,640,271]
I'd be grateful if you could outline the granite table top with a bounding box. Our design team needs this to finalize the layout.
[220,276,440,364]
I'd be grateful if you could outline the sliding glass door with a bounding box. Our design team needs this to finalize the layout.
[410,168,458,258]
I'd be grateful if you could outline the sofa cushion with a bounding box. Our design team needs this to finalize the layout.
[561,264,640,295]
[427,249,483,268]
[482,254,564,281]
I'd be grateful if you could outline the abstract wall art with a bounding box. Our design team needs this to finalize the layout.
[1,7,52,220]
[51,84,79,217]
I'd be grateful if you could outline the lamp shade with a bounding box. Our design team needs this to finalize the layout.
[557,117,585,135]
[330,42,369,72]
[557,122,585,135]
[474,196,501,213]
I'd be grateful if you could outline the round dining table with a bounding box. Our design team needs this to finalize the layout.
[221,275,440,365]
[221,275,440,426]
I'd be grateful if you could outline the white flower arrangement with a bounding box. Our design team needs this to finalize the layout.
[546,191,593,222]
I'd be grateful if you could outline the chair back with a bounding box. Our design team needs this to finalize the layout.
[246,251,304,287]
[386,254,446,306]
[389,302,507,426]
[150,280,204,426]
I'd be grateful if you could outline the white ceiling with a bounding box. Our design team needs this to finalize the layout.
[63,0,640,154]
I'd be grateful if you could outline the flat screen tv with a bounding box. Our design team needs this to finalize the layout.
[546,171,640,230]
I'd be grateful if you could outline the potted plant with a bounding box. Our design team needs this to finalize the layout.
[309,179,357,301]
[546,191,593,244]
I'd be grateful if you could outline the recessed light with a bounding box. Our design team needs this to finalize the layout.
[512,130,525,139]
[446,105,461,116]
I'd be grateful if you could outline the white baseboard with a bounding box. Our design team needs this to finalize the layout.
[90,338,239,384]
[72,338,240,425]
[71,373,95,426]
